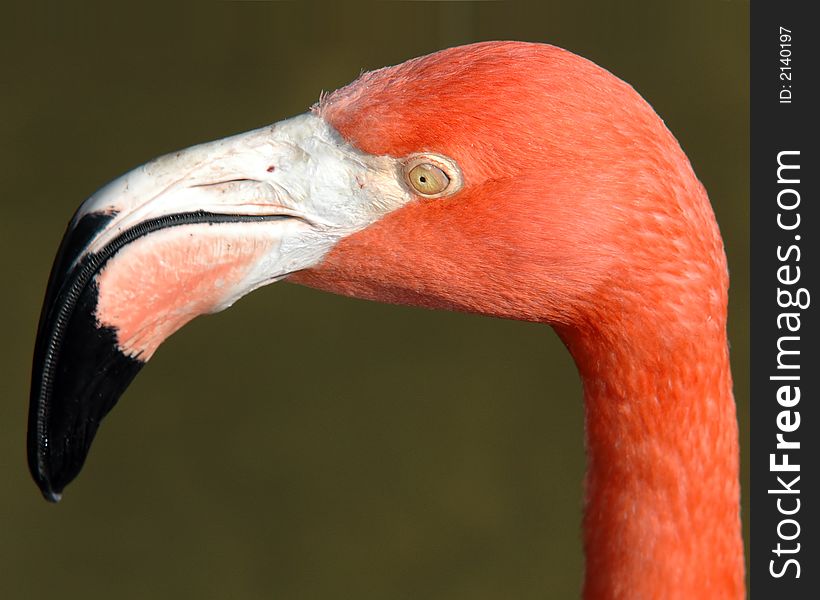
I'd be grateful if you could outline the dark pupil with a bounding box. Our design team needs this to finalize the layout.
[419,175,427,183]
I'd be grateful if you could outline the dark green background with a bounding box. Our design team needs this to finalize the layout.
[2,2,748,598]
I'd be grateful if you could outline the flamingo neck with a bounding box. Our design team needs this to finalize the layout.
[557,310,744,599]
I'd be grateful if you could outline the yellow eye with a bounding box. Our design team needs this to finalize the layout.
[407,163,450,196]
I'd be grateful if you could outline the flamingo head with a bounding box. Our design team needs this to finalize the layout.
[29,41,715,501]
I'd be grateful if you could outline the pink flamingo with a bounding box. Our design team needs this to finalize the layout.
[29,42,745,598]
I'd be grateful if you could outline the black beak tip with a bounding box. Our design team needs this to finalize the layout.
[29,455,68,503]
[29,211,146,501]
[39,480,63,503]
[28,318,144,502]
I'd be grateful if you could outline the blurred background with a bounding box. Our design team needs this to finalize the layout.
[2,2,748,598]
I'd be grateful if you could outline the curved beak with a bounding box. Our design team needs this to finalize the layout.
[29,113,409,501]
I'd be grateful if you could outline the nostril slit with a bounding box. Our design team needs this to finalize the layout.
[190,178,254,188]
[266,165,275,173]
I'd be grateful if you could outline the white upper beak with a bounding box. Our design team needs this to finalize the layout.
[78,112,411,279]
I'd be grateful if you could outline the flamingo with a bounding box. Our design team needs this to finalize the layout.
[29,42,744,598]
